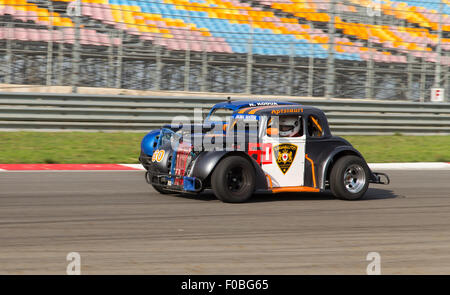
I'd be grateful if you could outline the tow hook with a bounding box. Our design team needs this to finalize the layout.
[373,172,390,185]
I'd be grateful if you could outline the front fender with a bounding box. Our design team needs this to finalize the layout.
[190,151,228,181]
[190,151,268,190]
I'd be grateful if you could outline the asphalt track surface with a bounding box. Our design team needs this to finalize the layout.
[1,170,449,274]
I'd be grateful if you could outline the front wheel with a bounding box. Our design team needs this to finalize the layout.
[330,155,369,200]
[211,156,256,203]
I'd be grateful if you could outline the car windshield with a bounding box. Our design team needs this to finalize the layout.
[207,108,235,122]
[158,128,182,146]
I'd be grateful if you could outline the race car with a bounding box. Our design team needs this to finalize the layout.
[139,101,389,203]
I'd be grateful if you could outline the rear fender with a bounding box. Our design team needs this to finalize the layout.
[320,146,376,189]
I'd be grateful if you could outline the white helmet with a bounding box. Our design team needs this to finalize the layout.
[279,116,301,137]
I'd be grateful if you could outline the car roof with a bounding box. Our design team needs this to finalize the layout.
[211,100,298,111]
[234,105,322,116]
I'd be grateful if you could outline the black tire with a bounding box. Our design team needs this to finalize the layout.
[211,156,256,203]
[330,155,369,200]
[151,184,173,194]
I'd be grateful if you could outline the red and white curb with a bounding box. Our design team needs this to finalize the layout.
[0,164,145,171]
[0,163,449,171]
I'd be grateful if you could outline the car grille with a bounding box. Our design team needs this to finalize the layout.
[174,142,192,185]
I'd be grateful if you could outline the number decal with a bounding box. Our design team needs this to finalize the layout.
[265,146,271,162]
[248,143,272,164]
[152,150,165,162]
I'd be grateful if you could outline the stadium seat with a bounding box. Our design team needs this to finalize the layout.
[0,0,447,64]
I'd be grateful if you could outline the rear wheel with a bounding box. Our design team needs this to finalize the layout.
[330,155,369,200]
[211,156,256,203]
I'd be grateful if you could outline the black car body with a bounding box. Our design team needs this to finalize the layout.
[139,102,389,202]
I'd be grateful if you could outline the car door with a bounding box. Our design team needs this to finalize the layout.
[303,113,328,189]
[260,115,305,188]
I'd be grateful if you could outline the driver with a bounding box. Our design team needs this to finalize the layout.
[268,115,302,137]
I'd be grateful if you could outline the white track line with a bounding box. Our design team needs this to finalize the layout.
[119,164,146,170]
[368,162,450,170]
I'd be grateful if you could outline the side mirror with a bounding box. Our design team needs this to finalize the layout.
[267,127,279,136]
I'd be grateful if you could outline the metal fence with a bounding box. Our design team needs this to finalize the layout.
[0,0,449,101]
[1,92,449,134]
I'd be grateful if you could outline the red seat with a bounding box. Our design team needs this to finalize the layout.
[82,2,93,17]
[16,27,28,41]
[28,28,40,42]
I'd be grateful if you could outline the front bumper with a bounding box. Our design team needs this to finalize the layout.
[145,170,203,193]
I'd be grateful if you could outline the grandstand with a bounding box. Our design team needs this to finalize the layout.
[0,0,449,100]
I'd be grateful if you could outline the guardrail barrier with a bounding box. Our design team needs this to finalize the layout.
[0,92,449,135]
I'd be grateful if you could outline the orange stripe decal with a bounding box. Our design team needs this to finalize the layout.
[248,105,278,115]
[265,174,273,189]
[271,186,320,193]
[305,153,317,188]
[248,107,264,114]
[238,107,252,114]
[311,116,323,133]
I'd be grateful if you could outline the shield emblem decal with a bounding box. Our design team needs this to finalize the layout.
[273,143,298,174]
